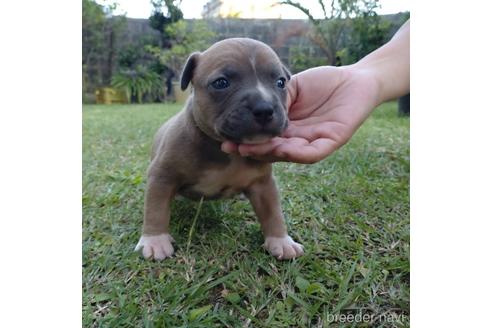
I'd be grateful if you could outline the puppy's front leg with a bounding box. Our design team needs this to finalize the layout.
[135,175,176,260]
[246,175,304,260]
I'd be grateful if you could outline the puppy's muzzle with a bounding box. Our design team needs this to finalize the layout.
[218,99,287,144]
[251,100,274,126]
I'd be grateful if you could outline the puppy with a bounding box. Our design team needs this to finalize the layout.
[135,38,304,260]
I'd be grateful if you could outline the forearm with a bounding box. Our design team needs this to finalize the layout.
[354,20,410,104]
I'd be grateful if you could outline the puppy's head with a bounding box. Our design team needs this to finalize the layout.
[181,38,290,144]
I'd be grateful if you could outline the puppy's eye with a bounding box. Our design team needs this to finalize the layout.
[276,77,286,89]
[211,78,230,89]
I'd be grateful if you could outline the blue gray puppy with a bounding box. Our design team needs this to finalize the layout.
[135,38,304,260]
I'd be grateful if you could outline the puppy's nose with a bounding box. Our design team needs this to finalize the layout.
[252,101,274,125]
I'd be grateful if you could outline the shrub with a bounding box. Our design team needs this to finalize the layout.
[111,66,162,103]
[146,20,215,78]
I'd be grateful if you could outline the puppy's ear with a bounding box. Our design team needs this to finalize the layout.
[282,65,292,81]
[180,52,200,91]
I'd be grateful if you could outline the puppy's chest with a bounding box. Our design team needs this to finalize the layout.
[178,161,267,200]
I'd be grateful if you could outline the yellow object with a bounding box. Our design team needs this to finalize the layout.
[172,82,191,103]
[95,87,128,104]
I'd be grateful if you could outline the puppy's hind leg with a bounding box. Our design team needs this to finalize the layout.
[135,175,176,260]
[245,175,304,260]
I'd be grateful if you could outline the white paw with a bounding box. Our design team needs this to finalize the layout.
[264,235,304,260]
[135,233,175,260]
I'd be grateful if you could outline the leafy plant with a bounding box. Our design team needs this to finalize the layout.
[83,0,126,91]
[111,66,162,103]
[146,20,215,78]
[280,0,383,65]
[117,45,142,69]
[288,45,328,73]
[149,0,184,48]
[342,11,392,64]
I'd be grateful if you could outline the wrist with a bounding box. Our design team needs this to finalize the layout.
[344,63,385,108]
[350,21,410,103]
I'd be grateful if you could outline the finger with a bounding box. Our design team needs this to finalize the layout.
[286,74,298,112]
[274,138,340,164]
[282,121,348,143]
[221,141,239,154]
[286,116,325,127]
[237,137,284,157]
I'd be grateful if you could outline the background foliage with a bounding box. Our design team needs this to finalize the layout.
[111,66,162,103]
[82,0,126,95]
[281,0,407,67]
[83,0,215,103]
[82,0,408,102]
[146,20,216,78]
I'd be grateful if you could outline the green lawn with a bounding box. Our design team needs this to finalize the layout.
[83,102,409,327]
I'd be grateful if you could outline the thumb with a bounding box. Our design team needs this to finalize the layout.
[286,74,298,112]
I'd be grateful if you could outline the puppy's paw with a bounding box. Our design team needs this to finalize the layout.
[135,233,175,260]
[264,235,304,260]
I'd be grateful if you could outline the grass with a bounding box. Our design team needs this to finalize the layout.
[83,102,409,327]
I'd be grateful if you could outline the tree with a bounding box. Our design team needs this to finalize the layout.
[145,0,186,99]
[279,0,384,66]
[342,10,392,64]
[82,0,126,92]
[149,0,183,48]
[82,0,106,90]
[147,20,215,77]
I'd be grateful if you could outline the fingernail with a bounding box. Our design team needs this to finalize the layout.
[221,144,232,154]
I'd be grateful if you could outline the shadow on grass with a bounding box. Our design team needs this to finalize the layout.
[169,197,266,254]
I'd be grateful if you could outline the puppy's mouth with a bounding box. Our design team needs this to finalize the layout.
[217,114,288,144]
[220,133,240,144]
[218,129,281,145]
[240,134,274,145]
[218,131,265,144]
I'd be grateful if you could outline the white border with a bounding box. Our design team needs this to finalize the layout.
[412,1,492,326]
[1,1,492,327]
[0,1,81,327]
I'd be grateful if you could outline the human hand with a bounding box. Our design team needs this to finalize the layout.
[221,65,381,163]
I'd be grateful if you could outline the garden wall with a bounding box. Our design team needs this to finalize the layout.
[118,18,321,66]
[120,14,406,64]
[84,14,408,100]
